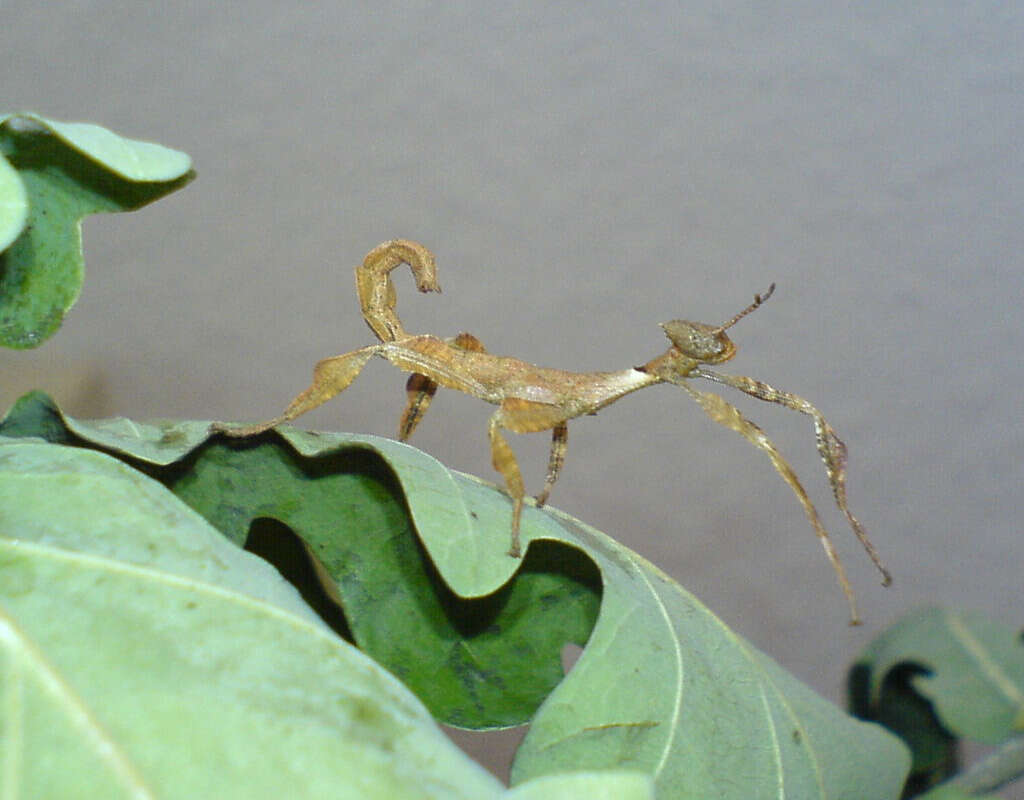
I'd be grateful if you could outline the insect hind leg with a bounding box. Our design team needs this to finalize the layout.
[211,345,380,437]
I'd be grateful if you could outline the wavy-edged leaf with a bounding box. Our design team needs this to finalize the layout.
[0,113,193,348]
[0,438,505,799]
[1,393,911,798]
[0,392,601,730]
[856,607,1024,745]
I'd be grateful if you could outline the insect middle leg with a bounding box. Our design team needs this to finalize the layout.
[398,373,437,441]
[398,332,487,441]
[695,367,891,587]
[535,423,568,507]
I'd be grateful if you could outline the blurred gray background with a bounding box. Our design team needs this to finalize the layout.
[5,0,1022,783]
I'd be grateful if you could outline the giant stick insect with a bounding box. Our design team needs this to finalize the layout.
[214,239,891,623]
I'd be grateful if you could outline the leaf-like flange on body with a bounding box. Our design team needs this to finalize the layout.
[1,392,911,799]
[0,113,193,348]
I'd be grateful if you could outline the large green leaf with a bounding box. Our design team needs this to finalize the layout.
[1,392,911,798]
[0,439,506,799]
[512,507,907,799]
[0,113,193,348]
[0,393,602,730]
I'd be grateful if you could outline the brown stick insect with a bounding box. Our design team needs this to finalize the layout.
[214,239,891,623]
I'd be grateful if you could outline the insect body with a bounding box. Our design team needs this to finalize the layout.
[214,239,890,623]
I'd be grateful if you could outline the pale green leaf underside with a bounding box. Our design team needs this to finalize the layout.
[509,510,909,799]
[0,441,504,799]
[504,770,654,800]
[0,113,192,181]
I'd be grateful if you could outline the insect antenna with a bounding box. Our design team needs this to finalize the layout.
[714,283,776,334]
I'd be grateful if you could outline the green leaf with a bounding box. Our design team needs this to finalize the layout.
[0,114,192,182]
[0,113,193,349]
[856,607,1024,745]
[169,437,603,730]
[1,393,911,798]
[0,439,505,799]
[512,509,908,799]
[915,785,1003,800]
[0,393,603,729]
[505,771,654,800]
[849,659,958,793]
[0,390,74,444]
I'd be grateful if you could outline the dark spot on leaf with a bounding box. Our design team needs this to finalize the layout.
[160,429,186,446]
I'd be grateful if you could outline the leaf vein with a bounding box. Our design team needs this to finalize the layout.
[946,609,1024,709]
[635,568,684,777]
[0,540,335,644]
[0,610,156,799]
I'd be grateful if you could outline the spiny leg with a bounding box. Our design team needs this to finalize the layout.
[679,380,862,625]
[696,367,891,586]
[488,411,527,558]
[397,331,487,441]
[535,423,568,507]
[211,345,379,437]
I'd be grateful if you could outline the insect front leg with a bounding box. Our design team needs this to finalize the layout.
[677,379,862,624]
[696,367,891,587]
[212,345,380,437]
